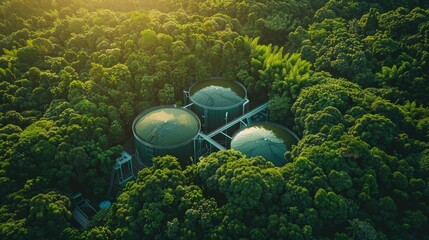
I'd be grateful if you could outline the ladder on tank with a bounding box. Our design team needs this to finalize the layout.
[201,108,209,133]
[146,147,154,162]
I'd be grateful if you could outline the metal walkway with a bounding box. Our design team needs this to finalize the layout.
[206,102,269,138]
[198,132,226,150]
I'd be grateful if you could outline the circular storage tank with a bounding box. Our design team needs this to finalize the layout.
[230,123,299,166]
[189,78,247,133]
[133,106,201,166]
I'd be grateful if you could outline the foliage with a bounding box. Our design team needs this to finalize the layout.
[0,0,428,239]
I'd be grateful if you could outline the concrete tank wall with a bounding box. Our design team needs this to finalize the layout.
[134,139,197,166]
[189,79,248,133]
[132,106,201,166]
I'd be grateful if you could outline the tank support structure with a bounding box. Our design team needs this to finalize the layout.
[114,151,135,185]
[71,193,97,229]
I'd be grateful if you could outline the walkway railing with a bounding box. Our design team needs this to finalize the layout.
[206,102,269,138]
[197,132,226,150]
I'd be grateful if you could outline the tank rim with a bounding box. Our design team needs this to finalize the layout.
[189,79,248,110]
[132,105,201,149]
[231,122,300,143]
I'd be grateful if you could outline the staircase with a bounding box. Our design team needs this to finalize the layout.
[72,208,90,229]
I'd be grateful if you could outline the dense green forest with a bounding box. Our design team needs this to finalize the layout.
[0,0,429,239]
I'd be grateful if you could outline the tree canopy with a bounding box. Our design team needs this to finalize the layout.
[0,0,428,239]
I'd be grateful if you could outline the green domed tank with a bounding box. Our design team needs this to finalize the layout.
[132,106,201,166]
[230,123,299,166]
[189,79,247,133]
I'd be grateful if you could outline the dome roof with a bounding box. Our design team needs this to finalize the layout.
[189,79,246,109]
[133,107,200,148]
[231,123,299,166]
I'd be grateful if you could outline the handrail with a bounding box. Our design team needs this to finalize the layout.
[198,132,226,150]
[206,102,269,138]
